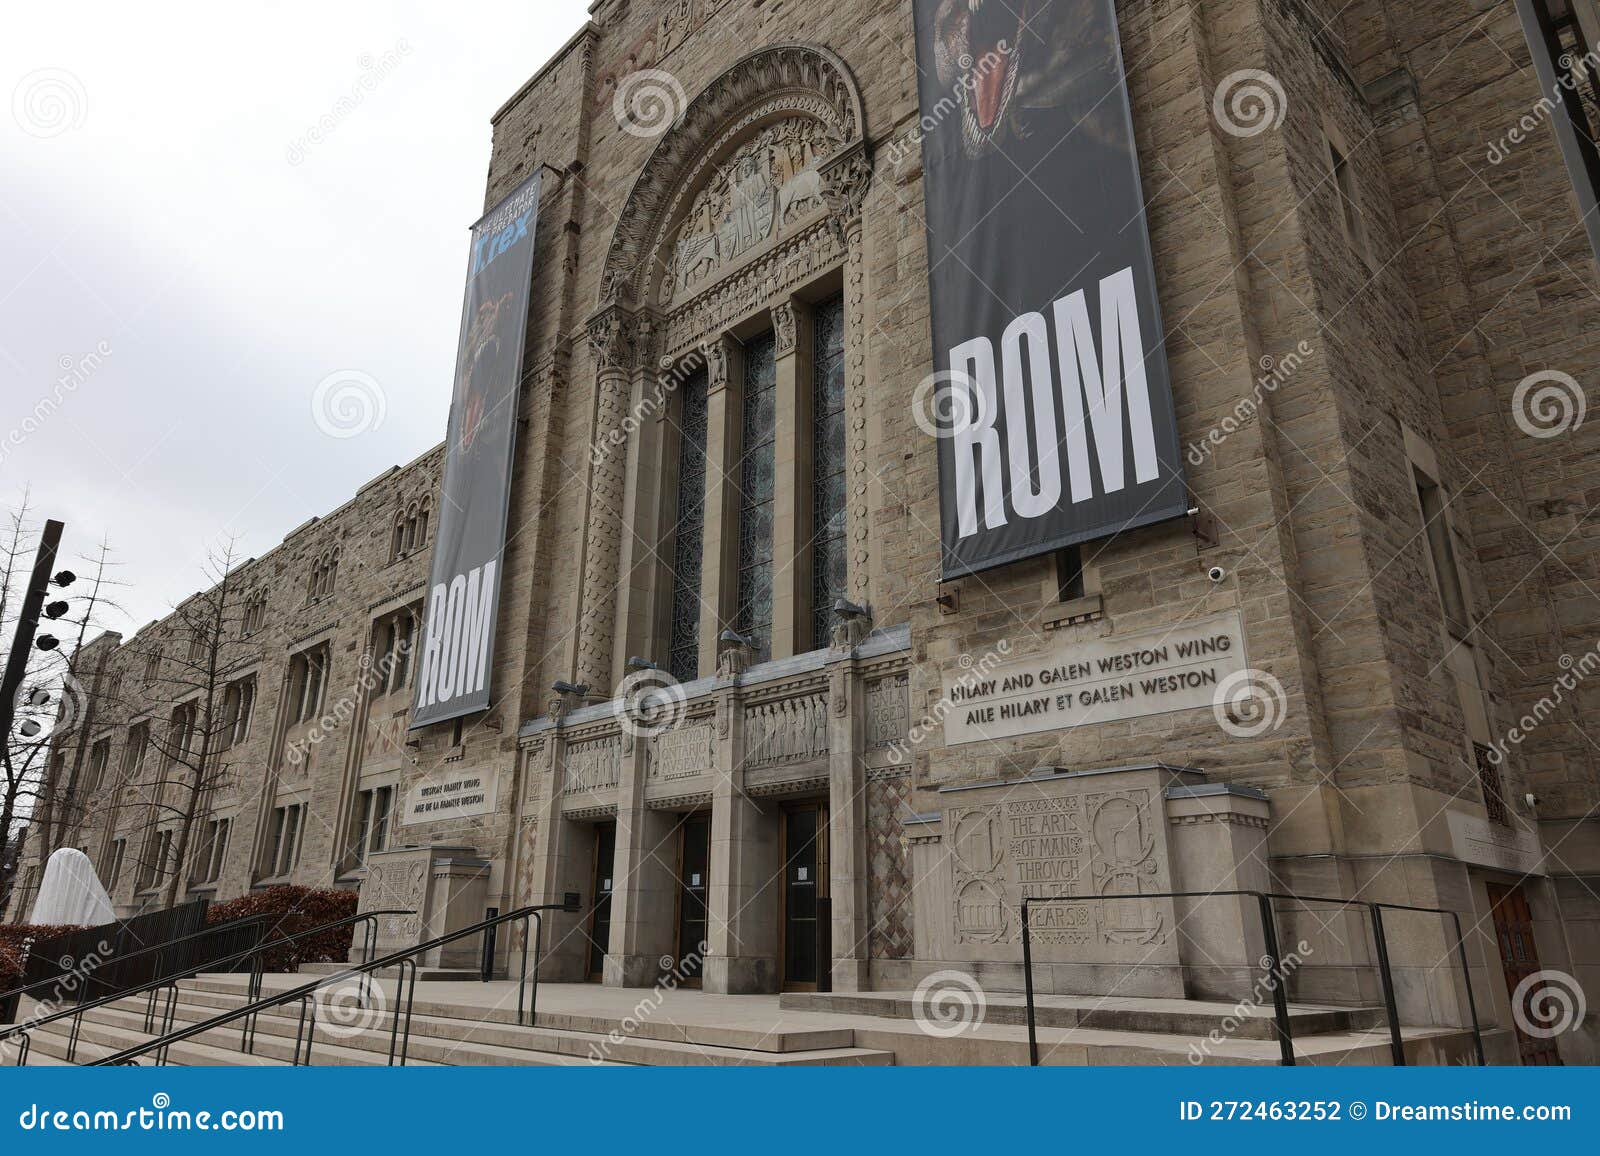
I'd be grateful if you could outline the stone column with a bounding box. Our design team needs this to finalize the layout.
[613,335,670,676]
[827,656,871,990]
[521,724,589,982]
[696,336,741,677]
[575,301,638,700]
[604,727,678,987]
[704,676,780,993]
[770,298,813,660]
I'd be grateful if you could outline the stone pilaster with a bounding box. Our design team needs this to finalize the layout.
[697,335,742,678]
[770,297,813,660]
[575,302,639,699]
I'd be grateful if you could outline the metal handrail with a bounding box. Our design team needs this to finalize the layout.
[89,896,581,1067]
[1019,889,1483,1068]
[0,908,414,1064]
[0,912,277,1011]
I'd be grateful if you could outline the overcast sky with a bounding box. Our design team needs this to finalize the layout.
[2,1,589,634]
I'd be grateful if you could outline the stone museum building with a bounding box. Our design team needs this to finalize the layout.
[12,0,1600,1065]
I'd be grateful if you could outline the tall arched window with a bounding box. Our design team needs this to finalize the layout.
[667,367,710,682]
[735,333,778,660]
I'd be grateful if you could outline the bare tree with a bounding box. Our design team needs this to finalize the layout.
[120,538,258,908]
[32,535,126,859]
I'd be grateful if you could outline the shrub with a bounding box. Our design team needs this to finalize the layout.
[206,886,359,972]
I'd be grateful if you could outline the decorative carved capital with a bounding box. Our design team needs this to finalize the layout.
[821,145,872,240]
[772,300,798,357]
[585,305,637,375]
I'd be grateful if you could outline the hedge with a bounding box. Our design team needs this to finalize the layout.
[206,885,359,972]
[0,924,88,993]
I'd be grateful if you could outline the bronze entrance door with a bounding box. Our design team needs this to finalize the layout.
[674,814,710,985]
[586,822,617,981]
[1486,882,1563,1065]
[781,803,830,991]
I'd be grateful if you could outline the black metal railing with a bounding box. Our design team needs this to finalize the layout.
[10,897,213,1008]
[0,908,413,1066]
[1019,889,1484,1068]
[88,895,581,1067]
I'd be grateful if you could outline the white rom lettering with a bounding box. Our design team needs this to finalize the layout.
[950,264,1161,540]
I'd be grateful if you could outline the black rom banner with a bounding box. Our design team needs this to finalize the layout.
[913,0,1187,579]
[412,171,541,728]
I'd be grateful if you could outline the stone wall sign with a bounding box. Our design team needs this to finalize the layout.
[1447,811,1545,875]
[400,769,499,825]
[942,612,1248,745]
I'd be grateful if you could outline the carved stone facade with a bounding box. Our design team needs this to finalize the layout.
[21,0,1600,1064]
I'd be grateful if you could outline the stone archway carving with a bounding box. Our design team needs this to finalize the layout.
[575,43,872,697]
[594,42,869,326]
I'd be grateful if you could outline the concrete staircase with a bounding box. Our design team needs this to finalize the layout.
[9,974,1498,1067]
[12,975,894,1068]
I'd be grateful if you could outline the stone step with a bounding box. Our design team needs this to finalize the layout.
[297,962,481,982]
[91,986,893,1067]
[184,973,861,1053]
[779,989,1386,1040]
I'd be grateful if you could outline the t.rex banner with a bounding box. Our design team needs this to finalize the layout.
[913,0,1187,578]
[412,172,541,728]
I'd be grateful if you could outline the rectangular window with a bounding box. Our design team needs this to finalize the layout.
[106,838,126,890]
[123,723,149,780]
[289,647,328,724]
[193,818,231,884]
[139,827,174,891]
[88,739,110,790]
[1415,469,1470,636]
[1473,743,1511,827]
[268,803,305,877]
[1056,545,1086,602]
[1328,140,1370,260]
[223,677,255,748]
[736,333,778,660]
[811,295,848,651]
[351,786,394,865]
[668,367,710,682]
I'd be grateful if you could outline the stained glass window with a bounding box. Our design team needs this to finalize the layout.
[736,333,777,660]
[811,295,848,650]
[667,367,710,683]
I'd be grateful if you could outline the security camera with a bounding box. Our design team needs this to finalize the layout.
[1525,792,1539,811]
[1207,565,1228,583]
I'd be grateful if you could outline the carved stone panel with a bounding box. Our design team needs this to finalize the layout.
[647,720,716,782]
[563,735,623,795]
[910,765,1195,994]
[742,691,828,769]
[866,674,909,750]
[665,118,834,305]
